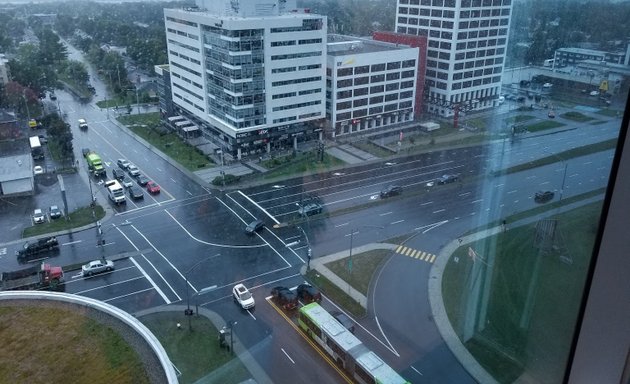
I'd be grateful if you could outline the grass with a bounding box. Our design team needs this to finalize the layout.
[442,202,602,383]
[260,152,345,180]
[324,249,390,296]
[352,140,395,157]
[140,312,250,384]
[305,269,367,318]
[0,306,149,384]
[117,113,213,171]
[23,205,105,238]
[595,108,621,117]
[525,120,565,132]
[560,111,594,122]
[96,96,139,109]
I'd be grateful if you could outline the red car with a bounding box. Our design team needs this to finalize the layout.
[146,181,161,194]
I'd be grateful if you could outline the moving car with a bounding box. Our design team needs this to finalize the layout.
[136,174,150,186]
[146,181,161,194]
[233,283,255,309]
[437,174,459,184]
[271,286,298,310]
[129,186,144,200]
[534,190,555,203]
[49,205,62,219]
[33,209,45,224]
[82,259,115,276]
[245,219,264,235]
[297,283,322,304]
[380,185,402,198]
[127,164,140,177]
[117,158,130,169]
[298,202,323,216]
[33,166,44,175]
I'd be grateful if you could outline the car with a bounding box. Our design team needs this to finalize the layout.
[49,205,62,219]
[49,93,57,100]
[589,90,600,96]
[548,110,556,118]
[232,283,255,309]
[127,164,140,177]
[331,311,356,334]
[33,209,46,224]
[380,185,403,198]
[245,219,264,235]
[129,186,144,199]
[146,181,161,194]
[112,168,125,181]
[82,148,91,157]
[437,174,459,184]
[121,177,134,188]
[28,119,38,129]
[81,259,115,276]
[117,158,131,169]
[271,286,298,310]
[33,166,44,175]
[37,134,48,144]
[534,190,555,203]
[78,118,88,129]
[516,96,526,102]
[136,174,150,186]
[296,283,322,304]
[298,202,323,216]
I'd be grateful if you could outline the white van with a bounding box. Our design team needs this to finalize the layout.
[105,180,126,204]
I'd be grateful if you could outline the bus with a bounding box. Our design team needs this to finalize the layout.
[298,303,410,384]
[29,136,44,160]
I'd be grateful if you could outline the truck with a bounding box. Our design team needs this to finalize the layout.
[0,262,64,291]
[105,180,126,204]
[85,151,106,177]
[16,236,59,263]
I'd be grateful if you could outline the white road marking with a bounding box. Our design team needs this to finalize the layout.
[433,209,445,214]
[458,192,471,197]
[540,181,550,185]
[236,190,280,225]
[421,201,433,206]
[281,348,295,364]
[104,287,155,303]
[375,316,399,357]
[186,190,193,196]
[471,199,483,204]
[248,310,257,320]
[170,178,176,183]
[390,220,404,225]
[379,212,393,216]
[415,220,449,233]
[507,190,517,194]
[335,223,349,227]
[62,240,82,246]
[410,366,423,376]
[128,256,171,304]
[0,247,6,256]
[156,167,162,172]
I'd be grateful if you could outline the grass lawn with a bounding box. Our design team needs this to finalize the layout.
[140,312,250,384]
[261,152,345,180]
[525,120,565,132]
[117,113,213,171]
[96,96,138,109]
[0,306,149,384]
[595,108,621,117]
[352,141,395,158]
[23,205,105,238]
[442,202,602,383]
[559,111,594,122]
[305,269,367,318]
[324,249,390,296]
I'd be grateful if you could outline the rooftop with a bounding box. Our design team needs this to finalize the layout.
[327,34,409,56]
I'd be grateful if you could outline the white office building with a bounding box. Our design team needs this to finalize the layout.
[395,0,513,116]
[164,0,327,159]
[326,35,419,137]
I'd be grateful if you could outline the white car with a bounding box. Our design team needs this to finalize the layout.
[233,283,255,309]
[33,166,44,175]
[82,259,115,276]
[33,209,46,224]
[127,164,140,177]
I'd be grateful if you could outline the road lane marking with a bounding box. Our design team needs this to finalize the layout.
[421,201,433,206]
[186,190,192,196]
[458,192,471,197]
[471,199,483,204]
[128,256,171,304]
[433,209,445,213]
[236,190,280,225]
[415,220,448,233]
[379,212,393,216]
[281,348,295,364]
[248,310,257,320]
[507,190,517,194]
[390,220,404,225]
[74,275,144,293]
[375,316,398,357]
[62,240,82,246]
[411,366,423,376]
[170,178,176,183]
[335,222,349,227]
[156,167,162,172]
[103,287,155,303]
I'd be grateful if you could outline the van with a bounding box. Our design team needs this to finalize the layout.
[498,96,505,105]
[78,119,88,129]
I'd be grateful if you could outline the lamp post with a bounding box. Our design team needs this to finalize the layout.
[347,225,384,274]
[297,226,312,270]
[184,254,220,330]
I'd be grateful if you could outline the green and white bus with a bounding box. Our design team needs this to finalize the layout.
[298,302,410,384]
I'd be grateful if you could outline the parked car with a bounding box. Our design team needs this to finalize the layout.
[129,186,144,200]
[245,219,264,235]
[232,283,255,310]
[298,202,323,216]
[112,168,125,181]
[37,134,48,144]
[78,118,88,130]
[297,283,322,304]
[146,181,161,194]
[82,148,91,157]
[380,185,403,198]
[82,259,115,276]
[548,110,556,118]
[33,209,46,224]
[33,166,44,175]
[437,174,459,184]
[534,190,555,203]
[331,311,355,334]
[49,205,62,219]
[117,158,131,169]
[127,164,140,177]
[271,286,298,310]
[589,90,600,96]
[136,174,150,186]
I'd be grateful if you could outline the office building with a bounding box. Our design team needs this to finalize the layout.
[395,0,513,116]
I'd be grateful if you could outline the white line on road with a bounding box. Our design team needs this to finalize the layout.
[281,348,295,364]
[375,316,399,357]
[415,220,449,233]
[433,209,445,214]
[421,201,433,206]
[170,178,176,183]
[156,167,162,172]
[507,190,517,194]
[471,199,483,204]
[237,190,280,225]
[62,240,82,246]
[495,183,504,187]
[379,212,393,216]
[186,190,192,196]
[390,220,404,225]
[410,366,423,376]
[104,287,155,303]
[539,181,550,185]
[458,192,471,197]
[334,222,349,227]
[128,256,171,304]
[248,310,257,320]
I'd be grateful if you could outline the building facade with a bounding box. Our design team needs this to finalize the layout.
[154,64,175,118]
[0,54,9,85]
[164,0,327,159]
[326,35,419,137]
[395,0,512,116]
[553,47,627,68]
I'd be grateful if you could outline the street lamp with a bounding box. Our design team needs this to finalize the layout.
[347,225,384,274]
[126,87,140,114]
[184,254,220,330]
[297,226,312,270]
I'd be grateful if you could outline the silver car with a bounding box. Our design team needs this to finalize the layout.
[127,164,140,177]
[82,259,115,276]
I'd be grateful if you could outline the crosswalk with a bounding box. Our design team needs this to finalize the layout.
[394,245,436,263]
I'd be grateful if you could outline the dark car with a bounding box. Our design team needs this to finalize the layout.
[136,174,150,186]
[49,205,62,219]
[331,311,355,334]
[297,284,322,304]
[298,202,323,217]
[534,190,555,203]
[380,185,403,198]
[437,174,459,184]
[38,134,48,144]
[245,219,264,235]
[49,93,57,101]
[271,286,298,310]
[112,168,125,181]
[129,186,144,200]
[82,148,91,158]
